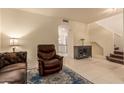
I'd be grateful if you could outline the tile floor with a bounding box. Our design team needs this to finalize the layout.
[64,57,124,84]
[28,57,124,84]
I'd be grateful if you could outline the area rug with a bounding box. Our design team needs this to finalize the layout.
[27,66,93,84]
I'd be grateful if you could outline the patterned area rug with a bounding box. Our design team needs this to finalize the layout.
[27,66,93,84]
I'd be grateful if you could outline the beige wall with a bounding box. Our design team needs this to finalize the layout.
[70,21,90,46]
[96,13,123,36]
[114,34,123,51]
[1,8,122,63]
[67,21,90,58]
[96,13,123,51]
[1,9,59,67]
[89,23,114,57]
[123,9,124,58]
[0,9,90,66]
[91,42,103,57]
[0,9,1,50]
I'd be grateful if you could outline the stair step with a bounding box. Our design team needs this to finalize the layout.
[114,47,119,50]
[110,54,124,59]
[106,56,124,64]
[114,51,124,55]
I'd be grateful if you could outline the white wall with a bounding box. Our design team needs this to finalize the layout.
[67,21,90,58]
[1,9,59,68]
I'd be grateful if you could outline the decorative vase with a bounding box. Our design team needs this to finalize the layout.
[80,39,85,45]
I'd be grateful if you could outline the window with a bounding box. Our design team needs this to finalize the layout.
[58,22,69,55]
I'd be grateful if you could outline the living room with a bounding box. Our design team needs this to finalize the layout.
[0,8,124,84]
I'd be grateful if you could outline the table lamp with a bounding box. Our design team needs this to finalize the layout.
[10,38,19,52]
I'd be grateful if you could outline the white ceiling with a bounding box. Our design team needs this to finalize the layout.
[19,8,123,23]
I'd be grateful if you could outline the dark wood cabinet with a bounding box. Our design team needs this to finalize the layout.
[74,46,92,59]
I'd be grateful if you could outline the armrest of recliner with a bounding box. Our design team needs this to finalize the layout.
[38,58,46,65]
[38,58,44,76]
[55,55,63,70]
[55,55,63,60]
[38,58,44,62]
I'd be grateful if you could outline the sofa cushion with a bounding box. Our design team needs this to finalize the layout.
[38,44,55,53]
[0,69,26,84]
[38,51,55,60]
[0,63,26,84]
[44,59,60,69]
[0,63,26,73]
[38,44,56,60]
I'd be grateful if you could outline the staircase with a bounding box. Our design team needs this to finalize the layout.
[106,47,124,64]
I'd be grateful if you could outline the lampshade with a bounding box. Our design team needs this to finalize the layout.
[10,38,19,46]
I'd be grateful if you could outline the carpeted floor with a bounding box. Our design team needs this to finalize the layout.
[27,66,93,84]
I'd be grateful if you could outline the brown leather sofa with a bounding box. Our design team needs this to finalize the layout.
[38,44,63,76]
[0,52,27,84]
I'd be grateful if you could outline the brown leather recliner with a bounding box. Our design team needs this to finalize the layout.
[38,44,63,76]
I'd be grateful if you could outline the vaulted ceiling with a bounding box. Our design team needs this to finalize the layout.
[19,8,123,23]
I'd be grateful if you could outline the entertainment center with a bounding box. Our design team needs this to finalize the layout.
[74,46,92,59]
